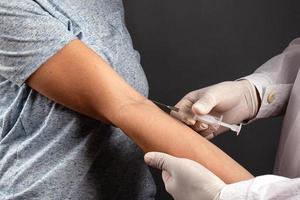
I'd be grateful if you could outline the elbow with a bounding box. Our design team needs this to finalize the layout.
[93,90,151,124]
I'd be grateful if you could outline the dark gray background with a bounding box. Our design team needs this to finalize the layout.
[123,1,300,199]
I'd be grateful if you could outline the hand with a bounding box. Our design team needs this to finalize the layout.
[144,152,226,200]
[171,80,259,139]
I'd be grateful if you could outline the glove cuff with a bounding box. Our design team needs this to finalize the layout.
[236,80,260,121]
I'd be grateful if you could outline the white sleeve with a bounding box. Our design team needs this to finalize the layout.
[242,38,300,119]
[220,175,300,200]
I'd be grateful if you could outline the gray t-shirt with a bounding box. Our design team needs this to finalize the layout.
[0,0,156,199]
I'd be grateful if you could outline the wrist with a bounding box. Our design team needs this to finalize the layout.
[236,80,260,120]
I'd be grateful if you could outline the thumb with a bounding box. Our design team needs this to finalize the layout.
[144,152,175,172]
[192,92,217,115]
[161,170,172,184]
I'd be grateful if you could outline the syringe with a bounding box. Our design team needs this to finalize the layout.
[151,100,242,135]
[193,114,242,135]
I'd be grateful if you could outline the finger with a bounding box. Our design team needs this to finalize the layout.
[202,124,230,139]
[205,133,215,140]
[144,152,175,171]
[170,110,181,120]
[162,170,175,194]
[181,115,196,126]
[192,92,217,115]
[171,110,196,126]
[171,99,196,126]
[192,121,209,132]
[199,126,218,139]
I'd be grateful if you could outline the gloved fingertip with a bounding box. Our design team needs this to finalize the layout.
[145,152,172,170]
[144,152,155,166]
[200,123,209,130]
[170,110,178,118]
[186,118,196,125]
[206,133,215,140]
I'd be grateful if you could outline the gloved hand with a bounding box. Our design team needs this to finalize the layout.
[144,152,226,200]
[171,80,259,139]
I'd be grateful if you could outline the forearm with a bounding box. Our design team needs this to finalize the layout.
[28,40,252,184]
[113,100,253,183]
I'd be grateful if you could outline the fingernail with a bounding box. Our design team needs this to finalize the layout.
[187,118,196,125]
[200,123,209,129]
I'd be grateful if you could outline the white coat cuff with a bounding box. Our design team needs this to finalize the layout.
[241,74,292,119]
[219,178,254,199]
[219,175,290,200]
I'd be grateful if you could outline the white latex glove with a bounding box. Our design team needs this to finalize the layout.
[144,152,226,200]
[171,80,259,139]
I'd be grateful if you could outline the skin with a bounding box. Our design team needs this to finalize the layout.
[27,39,253,183]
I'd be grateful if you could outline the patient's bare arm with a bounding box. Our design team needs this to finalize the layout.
[27,39,253,183]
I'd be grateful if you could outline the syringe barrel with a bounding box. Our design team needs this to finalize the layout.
[193,114,222,131]
[195,114,243,135]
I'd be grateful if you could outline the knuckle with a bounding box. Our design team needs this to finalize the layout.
[202,91,216,103]
[186,91,195,98]
[155,155,166,170]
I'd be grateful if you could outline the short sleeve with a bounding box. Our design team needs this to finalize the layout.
[0,1,77,86]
